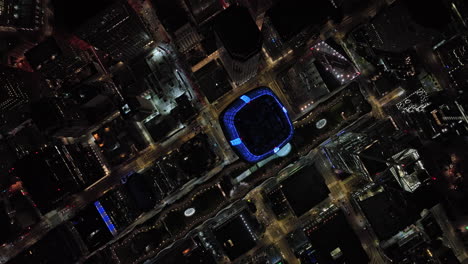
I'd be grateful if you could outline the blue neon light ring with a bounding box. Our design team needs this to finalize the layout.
[221,87,294,163]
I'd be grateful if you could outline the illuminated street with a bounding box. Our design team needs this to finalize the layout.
[2,0,468,264]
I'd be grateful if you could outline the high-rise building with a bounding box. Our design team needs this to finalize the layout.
[194,59,232,103]
[380,225,442,264]
[374,49,416,80]
[30,97,87,136]
[436,34,468,90]
[385,88,442,140]
[173,23,202,53]
[261,16,285,61]
[302,206,369,263]
[70,204,114,252]
[75,1,153,62]
[8,224,84,264]
[264,0,341,52]
[428,97,468,137]
[183,0,224,25]
[389,148,428,193]
[235,0,274,18]
[214,5,262,85]
[278,54,330,114]
[321,117,400,179]
[211,208,261,261]
[97,184,141,232]
[0,66,32,112]
[418,70,442,94]
[152,235,217,264]
[352,184,419,241]
[25,36,91,81]
[266,163,330,217]
[92,115,149,167]
[152,0,189,33]
[0,0,44,33]
[63,143,107,186]
[350,1,443,54]
[4,121,45,159]
[13,143,102,213]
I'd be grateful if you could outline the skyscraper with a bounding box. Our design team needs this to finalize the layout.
[14,146,85,212]
[436,34,468,90]
[183,0,224,25]
[75,1,153,62]
[25,36,91,81]
[0,0,44,33]
[0,66,32,112]
[350,1,442,54]
[214,5,262,85]
[265,0,341,48]
[278,55,330,114]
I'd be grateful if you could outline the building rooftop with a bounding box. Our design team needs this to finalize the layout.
[0,66,32,112]
[194,60,232,103]
[51,0,116,31]
[303,208,369,263]
[358,141,388,178]
[221,87,293,163]
[8,225,82,264]
[25,37,62,70]
[266,0,341,41]
[184,0,223,24]
[281,164,330,216]
[152,0,189,33]
[213,212,257,260]
[214,5,262,61]
[358,189,411,241]
[153,237,216,264]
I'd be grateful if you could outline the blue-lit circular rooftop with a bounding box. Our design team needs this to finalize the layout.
[221,87,294,163]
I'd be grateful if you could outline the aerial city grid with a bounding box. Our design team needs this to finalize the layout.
[0,0,467,263]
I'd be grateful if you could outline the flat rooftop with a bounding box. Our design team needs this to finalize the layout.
[51,0,116,31]
[154,237,216,264]
[266,0,341,41]
[152,0,188,32]
[213,213,256,260]
[194,60,232,103]
[221,87,293,163]
[357,189,417,241]
[25,37,62,69]
[281,164,330,216]
[214,5,262,61]
[304,210,369,263]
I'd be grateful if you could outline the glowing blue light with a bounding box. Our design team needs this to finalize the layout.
[221,87,294,163]
[323,149,336,169]
[274,147,280,153]
[240,95,251,103]
[97,206,105,214]
[321,138,332,146]
[94,201,117,236]
[282,106,287,113]
[230,138,242,146]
